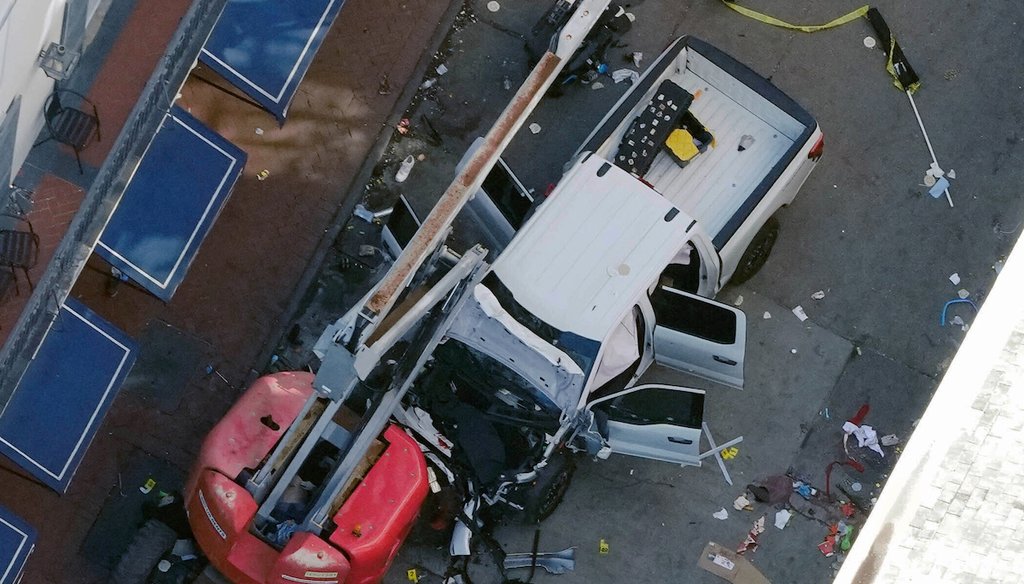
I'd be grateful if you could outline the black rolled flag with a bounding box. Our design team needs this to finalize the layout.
[865,8,921,93]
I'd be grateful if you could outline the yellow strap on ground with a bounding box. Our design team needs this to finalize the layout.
[721,1,870,33]
[886,37,922,94]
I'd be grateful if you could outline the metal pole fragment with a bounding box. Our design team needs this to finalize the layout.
[905,90,953,208]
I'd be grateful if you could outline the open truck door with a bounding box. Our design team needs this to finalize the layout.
[586,383,705,466]
[381,194,422,261]
[647,285,746,388]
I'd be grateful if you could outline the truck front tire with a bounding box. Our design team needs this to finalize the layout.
[731,216,780,285]
[110,519,178,584]
[522,453,576,524]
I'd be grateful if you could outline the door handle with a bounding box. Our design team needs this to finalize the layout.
[713,355,737,366]
[667,436,693,445]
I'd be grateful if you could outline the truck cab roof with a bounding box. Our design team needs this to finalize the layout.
[491,154,693,343]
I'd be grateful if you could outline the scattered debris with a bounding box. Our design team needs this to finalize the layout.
[205,364,232,387]
[353,203,375,223]
[591,81,605,90]
[763,311,771,319]
[697,541,771,584]
[820,407,830,419]
[358,244,376,257]
[948,168,957,179]
[880,434,900,446]
[630,51,643,67]
[702,422,738,485]
[949,272,960,285]
[993,259,1005,274]
[774,509,793,530]
[503,75,512,90]
[736,516,766,554]
[790,348,797,354]
[395,155,416,183]
[734,294,744,306]
[435,63,449,76]
[611,68,639,85]
[504,547,576,575]
[254,127,264,135]
[819,522,856,557]
[811,290,825,300]
[940,298,977,326]
[793,481,816,500]
[486,0,500,12]
[529,122,542,134]
[863,36,876,48]
[928,176,950,199]
[378,74,391,95]
[416,153,426,161]
[139,477,156,494]
[792,305,808,321]
[842,421,884,457]
[957,289,970,299]
[818,537,835,557]
[256,169,270,181]
[738,135,755,151]
[733,494,753,511]
[599,539,609,555]
[714,508,730,520]
[397,118,411,135]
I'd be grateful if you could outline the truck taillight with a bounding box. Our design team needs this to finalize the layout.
[808,134,824,161]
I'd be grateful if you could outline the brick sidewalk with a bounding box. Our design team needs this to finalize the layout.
[1,0,457,581]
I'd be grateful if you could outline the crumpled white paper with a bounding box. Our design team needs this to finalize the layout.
[612,68,640,85]
[842,421,884,457]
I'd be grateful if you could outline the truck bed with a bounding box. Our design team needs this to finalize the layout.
[580,37,814,248]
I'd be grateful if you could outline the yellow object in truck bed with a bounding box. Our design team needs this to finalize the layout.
[666,129,700,163]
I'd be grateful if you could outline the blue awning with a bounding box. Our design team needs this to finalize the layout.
[0,299,137,493]
[95,106,246,301]
[200,0,347,122]
[0,505,34,584]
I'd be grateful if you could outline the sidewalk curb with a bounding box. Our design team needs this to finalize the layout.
[249,0,467,381]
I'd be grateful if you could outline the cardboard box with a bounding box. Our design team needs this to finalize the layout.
[696,542,771,584]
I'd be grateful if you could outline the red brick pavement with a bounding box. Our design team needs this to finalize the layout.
[0,173,85,337]
[3,0,456,582]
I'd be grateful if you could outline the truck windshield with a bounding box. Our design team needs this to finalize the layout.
[481,272,600,376]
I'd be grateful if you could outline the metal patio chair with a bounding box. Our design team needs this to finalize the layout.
[34,88,101,174]
[0,215,40,295]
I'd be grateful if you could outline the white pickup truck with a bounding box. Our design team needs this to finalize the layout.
[353,36,825,526]
[463,35,823,291]
[314,35,824,531]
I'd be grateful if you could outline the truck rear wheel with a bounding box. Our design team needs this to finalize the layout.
[731,216,780,285]
[110,519,178,584]
[522,453,576,523]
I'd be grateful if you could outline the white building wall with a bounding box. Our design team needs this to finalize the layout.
[0,0,65,186]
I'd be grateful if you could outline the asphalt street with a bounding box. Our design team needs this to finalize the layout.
[279,1,1024,582]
